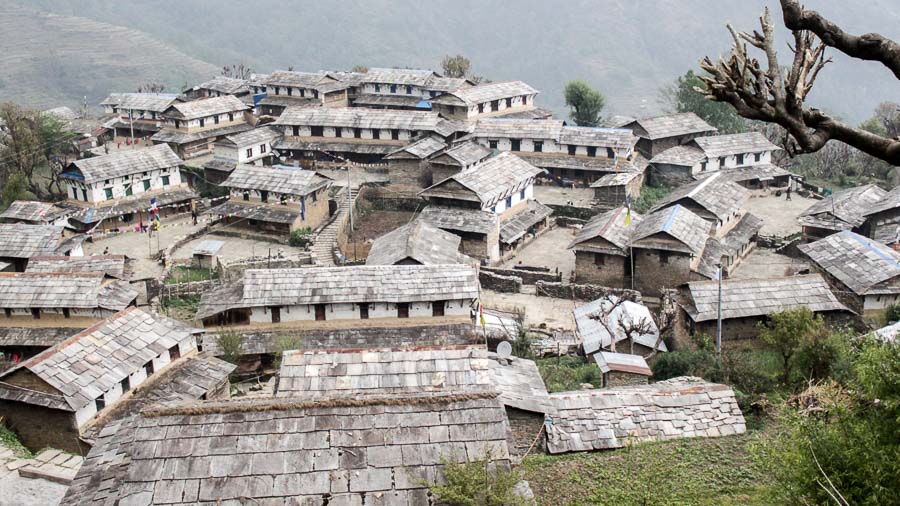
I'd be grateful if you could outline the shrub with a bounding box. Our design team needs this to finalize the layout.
[632,184,672,213]
[273,333,303,369]
[883,303,900,325]
[288,227,313,247]
[430,452,525,506]
[215,331,244,364]
[536,356,602,392]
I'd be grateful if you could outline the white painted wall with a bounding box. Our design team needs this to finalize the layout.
[66,166,184,204]
[865,293,900,311]
[248,299,472,323]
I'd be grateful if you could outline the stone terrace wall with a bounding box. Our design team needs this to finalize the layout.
[546,376,746,454]
[219,256,313,282]
[479,270,522,293]
[482,267,561,285]
[535,281,641,302]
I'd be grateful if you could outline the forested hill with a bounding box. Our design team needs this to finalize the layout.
[6,0,900,122]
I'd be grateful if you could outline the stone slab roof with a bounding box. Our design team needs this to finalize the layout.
[67,144,183,185]
[631,205,711,255]
[799,184,887,230]
[416,206,499,235]
[630,112,717,140]
[366,221,463,266]
[650,172,749,222]
[470,118,565,139]
[193,76,249,95]
[574,295,665,354]
[362,67,439,86]
[799,230,900,295]
[222,125,282,147]
[517,152,649,174]
[693,132,781,158]
[222,164,331,196]
[717,213,764,258]
[163,95,249,120]
[192,240,224,257]
[63,394,511,505]
[487,353,554,415]
[263,70,333,89]
[0,327,83,348]
[0,308,200,411]
[0,224,63,258]
[589,171,642,188]
[0,200,76,223]
[594,351,652,376]
[499,200,553,244]
[492,106,556,120]
[863,184,900,217]
[649,145,707,166]
[433,141,492,167]
[422,152,543,208]
[352,94,427,108]
[26,255,130,280]
[0,381,72,411]
[569,207,642,255]
[384,136,447,160]
[275,106,442,131]
[698,163,792,184]
[100,93,179,113]
[0,273,137,310]
[68,188,198,226]
[203,201,299,225]
[684,274,849,322]
[432,80,538,106]
[547,376,745,453]
[152,122,254,144]
[276,345,493,398]
[559,126,637,149]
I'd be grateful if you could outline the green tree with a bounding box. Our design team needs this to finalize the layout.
[662,70,747,134]
[0,103,41,191]
[0,172,36,211]
[430,452,525,506]
[563,81,605,127]
[440,54,484,84]
[215,331,244,365]
[759,307,825,386]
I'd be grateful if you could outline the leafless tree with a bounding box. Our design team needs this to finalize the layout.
[585,295,628,353]
[222,63,253,80]
[136,82,166,93]
[617,313,656,355]
[699,0,900,165]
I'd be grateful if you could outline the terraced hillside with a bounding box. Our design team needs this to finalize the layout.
[0,1,218,110]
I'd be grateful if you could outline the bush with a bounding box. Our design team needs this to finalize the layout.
[430,452,525,506]
[215,331,244,364]
[632,184,672,213]
[288,227,313,247]
[272,333,303,369]
[536,356,602,392]
[883,303,900,325]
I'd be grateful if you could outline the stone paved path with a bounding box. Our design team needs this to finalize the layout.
[0,446,76,505]
[311,186,359,267]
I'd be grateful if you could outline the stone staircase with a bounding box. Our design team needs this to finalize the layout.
[311,186,359,267]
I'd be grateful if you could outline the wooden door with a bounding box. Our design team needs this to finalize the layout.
[315,304,326,321]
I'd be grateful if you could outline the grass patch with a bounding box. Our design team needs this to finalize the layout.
[0,423,32,458]
[163,295,201,321]
[165,266,218,285]
[536,356,602,392]
[521,425,773,505]
[632,184,672,213]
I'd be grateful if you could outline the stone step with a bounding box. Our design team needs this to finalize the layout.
[18,464,77,485]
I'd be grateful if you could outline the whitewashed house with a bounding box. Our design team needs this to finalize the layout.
[152,95,252,159]
[62,144,185,204]
[99,93,179,140]
[650,131,783,185]
[430,81,539,120]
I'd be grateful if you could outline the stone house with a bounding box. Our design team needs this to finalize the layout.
[152,95,253,159]
[383,135,448,185]
[799,231,900,317]
[650,131,782,186]
[100,93,179,140]
[419,152,552,262]
[25,255,131,281]
[799,184,887,243]
[680,274,851,346]
[365,220,471,266]
[568,207,642,287]
[0,307,203,453]
[203,126,284,184]
[416,206,500,262]
[594,351,652,387]
[207,164,332,237]
[254,70,351,116]
[486,353,554,455]
[430,80,539,121]
[862,185,900,246]
[702,164,793,190]
[590,172,643,209]
[195,264,478,328]
[0,224,84,271]
[0,200,77,227]
[273,106,461,167]
[427,140,492,183]
[574,295,665,356]
[184,75,250,100]
[621,112,716,158]
[355,68,472,109]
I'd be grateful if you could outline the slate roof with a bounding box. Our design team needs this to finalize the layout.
[594,352,652,376]
[0,200,76,223]
[499,200,553,244]
[487,353,554,414]
[277,345,494,398]
[263,70,333,89]
[62,393,511,505]
[422,152,543,207]
[366,221,463,266]
[799,184,887,231]
[433,141,492,166]
[0,327,82,348]
[192,240,224,256]
[650,172,750,222]
[559,126,637,148]
[863,184,900,217]
[152,123,254,144]
[603,115,637,128]
[221,164,332,196]
[193,76,249,95]
[569,207,642,255]
[716,213,764,258]
[631,205,711,254]
[101,93,179,113]
[0,273,137,310]
[425,76,472,92]
[630,112,716,140]
[574,296,665,353]
[1,308,199,411]
[275,106,443,133]
[68,188,198,226]
[352,94,428,108]
[362,67,438,86]
[26,255,129,280]
[384,136,447,160]
[432,81,538,106]
[416,206,499,235]
[517,152,649,174]
[684,274,848,323]
[799,231,900,295]
[589,172,642,188]
[470,118,565,139]
[0,224,64,258]
[649,145,707,166]
[163,95,249,120]
[67,144,183,184]
[700,164,793,184]
[221,125,282,147]
[693,132,782,158]
[202,201,299,225]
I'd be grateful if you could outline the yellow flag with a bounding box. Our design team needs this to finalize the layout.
[624,207,631,227]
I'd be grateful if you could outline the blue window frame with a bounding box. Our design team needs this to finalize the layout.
[505,196,512,208]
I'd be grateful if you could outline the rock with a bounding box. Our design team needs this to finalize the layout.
[514,480,536,504]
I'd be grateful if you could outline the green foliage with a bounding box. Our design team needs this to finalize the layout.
[272,333,303,369]
[759,307,825,385]
[883,303,900,325]
[536,356,601,392]
[163,295,201,320]
[165,266,218,285]
[441,55,471,79]
[664,70,747,134]
[0,171,36,211]
[0,421,32,458]
[430,453,524,506]
[753,337,900,505]
[180,165,228,199]
[215,331,244,365]
[631,184,671,213]
[288,227,313,247]
[563,81,605,127]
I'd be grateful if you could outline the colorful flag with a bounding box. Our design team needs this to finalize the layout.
[479,303,486,329]
[614,151,619,173]
[625,207,631,227]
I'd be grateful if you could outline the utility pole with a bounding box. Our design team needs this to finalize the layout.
[347,165,353,233]
[716,263,723,353]
[129,109,135,147]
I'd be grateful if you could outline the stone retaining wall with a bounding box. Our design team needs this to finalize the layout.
[479,271,522,293]
[482,267,561,285]
[535,281,642,302]
[219,256,313,282]
[161,280,217,299]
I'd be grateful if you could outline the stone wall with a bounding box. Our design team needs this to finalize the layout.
[632,249,692,298]
[505,407,546,457]
[535,280,641,303]
[573,251,628,287]
[161,279,217,300]
[219,256,313,282]
[0,400,87,454]
[546,376,746,453]
[479,270,522,293]
[605,370,649,387]
[482,267,561,285]
[545,204,600,221]
[357,186,423,212]
[555,216,587,228]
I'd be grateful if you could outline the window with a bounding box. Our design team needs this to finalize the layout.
[63,308,70,319]
[520,189,526,200]
[390,84,397,94]
[71,186,78,199]
[587,146,597,157]
[568,145,577,155]
[659,251,670,264]
[280,194,288,205]
[511,139,521,151]
[292,126,300,136]
[372,129,380,140]
[606,148,614,158]
[168,344,181,360]
[489,140,498,150]
[174,120,181,129]
[243,191,250,201]
[274,86,280,95]
[287,87,293,96]
[391,129,400,140]
[161,175,170,186]
[736,153,745,165]
[3,308,10,318]
[315,304,326,321]
[270,306,281,323]
[359,303,369,319]
[478,103,484,114]
[143,180,150,191]
[121,376,130,393]
[144,361,154,376]
[260,190,269,203]
[432,301,445,317]
[719,156,726,167]
[521,95,528,105]
[354,128,362,139]
[214,115,220,125]
[31,308,40,319]
[505,97,512,108]
[81,189,88,201]
[104,188,113,200]
[533,141,543,153]
[260,144,267,154]
[397,302,410,318]
[701,161,708,172]
[406,85,413,95]
[505,196,513,208]
[374,84,381,92]
[228,113,234,122]
[490,100,499,112]
[300,88,306,97]
[335,128,342,138]
[754,152,762,162]
[95,396,106,412]
[246,148,253,158]
[105,179,110,185]
[310,126,324,137]
[199,118,205,128]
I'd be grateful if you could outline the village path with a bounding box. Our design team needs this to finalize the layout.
[0,446,71,506]
[743,190,817,236]
[501,226,578,282]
